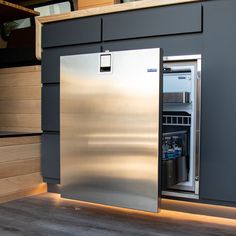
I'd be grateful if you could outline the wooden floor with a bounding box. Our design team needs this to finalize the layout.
[0,193,236,236]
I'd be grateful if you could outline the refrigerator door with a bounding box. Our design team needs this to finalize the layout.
[60,48,162,212]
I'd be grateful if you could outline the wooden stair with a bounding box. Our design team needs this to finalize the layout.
[0,135,47,204]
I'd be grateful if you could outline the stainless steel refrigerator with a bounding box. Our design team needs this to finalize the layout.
[60,48,163,212]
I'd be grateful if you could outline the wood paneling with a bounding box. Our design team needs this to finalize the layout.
[0,114,41,131]
[0,73,40,86]
[0,62,43,205]
[0,143,40,162]
[78,0,120,10]
[0,157,40,179]
[0,136,45,204]
[0,65,41,74]
[0,66,41,132]
[0,86,41,100]
[0,173,46,204]
[0,100,40,114]
[0,135,40,147]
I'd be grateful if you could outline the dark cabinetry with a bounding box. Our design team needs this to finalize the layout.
[102,34,202,57]
[42,84,59,132]
[42,16,101,48]
[42,133,60,183]
[103,4,202,41]
[41,0,236,205]
[42,45,101,83]
[200,0,236,203]
[42,17,102,183]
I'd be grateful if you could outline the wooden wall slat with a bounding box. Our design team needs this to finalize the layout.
[0,66,41,74]
[0,157,40,179]
[0,100,41,114]
[0,183,47,204]
[0,143,40,163]
[0,127,41,132]
[0,73,41,87]
[0,136,40,147]
[0,86,41,100]
[0,65,41,132]
[78,0,119,10]
[0,136,45,204]
[0,114,41,129]
[0,172,46,198]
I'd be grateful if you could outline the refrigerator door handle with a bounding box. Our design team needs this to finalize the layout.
[100,53,112,72]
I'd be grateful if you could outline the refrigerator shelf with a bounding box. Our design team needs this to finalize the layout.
[163,115,191,126]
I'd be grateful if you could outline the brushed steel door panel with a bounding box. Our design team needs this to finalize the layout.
[60,48,162,212]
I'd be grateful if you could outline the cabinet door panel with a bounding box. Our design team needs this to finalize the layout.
[42,17,101,48]
[42,133,60,183]
[103,34,202,57]
[42,85,59,132]
[103,4,202,41]
[42,45,101,83]
[200,0,236,203]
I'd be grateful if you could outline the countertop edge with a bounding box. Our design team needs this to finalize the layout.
[36,0,202,24]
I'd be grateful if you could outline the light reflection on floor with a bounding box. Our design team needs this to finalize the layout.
[46,193,236,227]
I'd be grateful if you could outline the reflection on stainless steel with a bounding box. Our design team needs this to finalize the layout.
[60,49,162,212]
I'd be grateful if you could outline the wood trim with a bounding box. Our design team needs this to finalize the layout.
[0,66,42,132]
[35,19,42,61]
[0,114,41,131]
[0,136,40,147]
[0,87,41,100]
[0,77,41,87]
[0,73,40,87]
[38,0,201,23]
[0,183,47,204]
[0,136,43,204]
[0,172,47,204]
[78,0,120,10]
[0,100,41,114]
[35,0,201,60]
[0,65,41,74]
[0,143,40,163]
[0,157,40,179]
[0,173,43,196]
[0,127,42,132]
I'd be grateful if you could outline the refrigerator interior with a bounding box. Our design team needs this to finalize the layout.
[161,55,201,199]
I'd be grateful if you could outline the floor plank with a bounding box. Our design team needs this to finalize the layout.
[0,193,236,236]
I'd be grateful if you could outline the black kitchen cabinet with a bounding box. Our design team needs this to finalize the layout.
[40,0,236,205]
[42,133,60,183]
[42,16,101,48]
[199,0,236,203]
[42,84,59,132]
[102,34,202,57]
[103,3,202,41]
[42,44,101,84]
[103,0,236,205]
[41,25,101,181]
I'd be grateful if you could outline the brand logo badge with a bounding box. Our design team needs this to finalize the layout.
[147,68,158,73]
